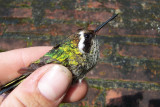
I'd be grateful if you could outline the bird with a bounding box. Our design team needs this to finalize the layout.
[0,14,118,95]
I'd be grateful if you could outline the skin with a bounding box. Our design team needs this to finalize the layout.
[0,47,88,107]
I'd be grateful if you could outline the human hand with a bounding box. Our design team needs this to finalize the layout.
[0,47,88,107]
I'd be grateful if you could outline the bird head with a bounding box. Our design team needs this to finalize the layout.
[77,14,118,54]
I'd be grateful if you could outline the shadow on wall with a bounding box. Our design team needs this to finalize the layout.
[149,99,160,107]
[106,92,143,107]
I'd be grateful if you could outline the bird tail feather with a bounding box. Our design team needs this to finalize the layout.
[0,74,29,95]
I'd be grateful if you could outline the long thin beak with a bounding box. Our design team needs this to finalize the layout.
[94,14,118,33]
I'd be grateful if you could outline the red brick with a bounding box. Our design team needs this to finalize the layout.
[32,40,51,46]
[6,23,158,37]
[45,9,72,20]
[103,2,121,9]
[139,29,158,36]
[0,38,27,50]
[0,39,51,51]
[49,24,79,36]
[131,18,143,22]
[45,9,112,22]
[106,90,122,104]
[86,1,121,9]
[100,44,113,58]
[88,23,159,36]
[0,8,32,18]
[118,44,160,59]
[5,23,80,36]
[6,24,36,33]
[95,27,159,37]
[87,1,102,8]
[87,62,157,82]
[87,63,122,79]
[77,87,100,106]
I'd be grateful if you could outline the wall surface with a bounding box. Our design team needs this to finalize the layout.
[0,0,160,106]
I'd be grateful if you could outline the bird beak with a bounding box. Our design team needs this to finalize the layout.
[94,14,118,33]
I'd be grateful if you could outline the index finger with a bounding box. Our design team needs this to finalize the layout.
[0,46,52,84]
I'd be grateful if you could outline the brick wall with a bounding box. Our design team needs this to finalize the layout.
[0,0,160,106]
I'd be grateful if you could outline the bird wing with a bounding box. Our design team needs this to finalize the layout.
[0,34,78,95]
[0,73,31,95]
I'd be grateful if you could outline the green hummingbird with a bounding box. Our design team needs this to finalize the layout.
[0,14,118,95]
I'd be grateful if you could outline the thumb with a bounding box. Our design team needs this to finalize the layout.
[1,64,72,107]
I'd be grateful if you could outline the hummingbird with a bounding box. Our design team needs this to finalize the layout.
[0,14,118,95]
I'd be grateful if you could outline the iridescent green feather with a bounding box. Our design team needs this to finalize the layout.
[43,40,83,67]
[0,38,83,94]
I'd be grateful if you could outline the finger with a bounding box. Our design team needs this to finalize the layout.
[63,80,88,103]
[0,46,52,84]
[1,64,72,107]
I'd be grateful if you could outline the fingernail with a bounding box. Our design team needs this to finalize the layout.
[38,65,72,101]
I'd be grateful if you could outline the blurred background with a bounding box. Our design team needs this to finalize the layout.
[0,0,160,106]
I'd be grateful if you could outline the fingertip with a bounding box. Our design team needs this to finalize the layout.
[1,64,72,107]
[38,64,72,101]
[0,46,52,84]
[62,80,88,103]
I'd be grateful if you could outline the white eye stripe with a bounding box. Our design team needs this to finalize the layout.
[78,31,85,53]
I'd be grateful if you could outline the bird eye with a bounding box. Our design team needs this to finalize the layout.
[84,33,90,38]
